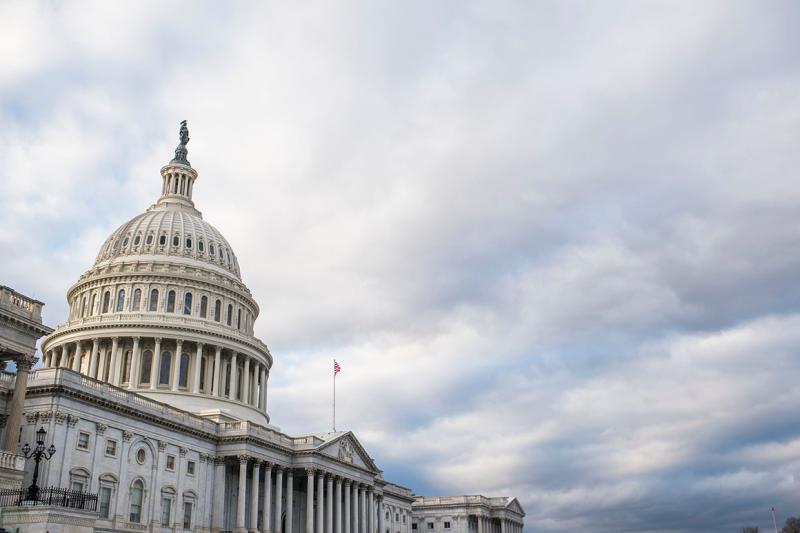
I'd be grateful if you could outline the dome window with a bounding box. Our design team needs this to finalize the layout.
[132,289,142,311]
[179,352,190,388]
[159,352,171,385]
[146,234,154,245]
[214,300,221,322]
[209,243,215,256]
[102,291,111,313]
[183,292,192,315]
[186,237,192,249]
[122,236,130,247]
[148,289,159,312]
[166,290,176,313]
[200,296,208,318]
[133,235,141,246]
[237,308,242,329]
[226,304,233,326]
[198,240,204,253]
[159,235,167,246]
[116,290,125,312]
[90,294,96,315]
[140,350,152,385]
[172,235,180,247]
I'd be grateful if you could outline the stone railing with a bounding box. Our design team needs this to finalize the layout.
[0,451,25,471]
[219,420,300,449]
[52,313,269,354]
[0,286,43,322]
[414,495,488,506]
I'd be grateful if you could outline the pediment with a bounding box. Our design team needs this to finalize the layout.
[505,498,525,516]
[318,432,377,471]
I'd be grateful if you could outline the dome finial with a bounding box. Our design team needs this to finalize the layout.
[171,120,191,166]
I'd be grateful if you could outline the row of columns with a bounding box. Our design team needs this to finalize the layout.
[475,517,522,533]
[230,458,382,533]
[42,337,269,410]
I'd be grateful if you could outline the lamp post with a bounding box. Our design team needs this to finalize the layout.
[20,426,56,502]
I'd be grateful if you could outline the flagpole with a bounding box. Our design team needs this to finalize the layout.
[333,367,336,432]
[772,507,779,533]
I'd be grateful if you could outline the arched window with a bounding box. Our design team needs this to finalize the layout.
[159,352,171,385]
[214,300,221,322]
[146,234,154,245]
[179,352,190,388]
[81,296,87,317]
[116,290,125,312]
[183,292,192,315]
[185,237,192,249]
[102,291,111,313]
[172,235,180,247]
[200,357,206,390]
[237,308,242,329]
[159,234,166,246]
[166,290,176,313]
[226,304,232,326]
[132,289,142,311]
[129,479,144,523]
[133,235,141,246]
[149,289,159,312]
[198,240,204,253]
[209,243,215,256]
[90,294,96,316]
[200,296,208,318]
[140,350,152,385]
[121,350,131,383]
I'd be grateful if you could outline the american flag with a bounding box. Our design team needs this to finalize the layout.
[334,360,341,375]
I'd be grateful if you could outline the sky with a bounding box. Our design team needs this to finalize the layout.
[1,1,800,531]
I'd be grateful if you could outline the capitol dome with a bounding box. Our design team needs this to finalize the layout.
[40,122,272,425]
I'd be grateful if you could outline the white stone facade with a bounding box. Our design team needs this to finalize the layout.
[0,124,524,533]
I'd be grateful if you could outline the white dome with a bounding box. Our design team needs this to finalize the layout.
[94,204,242,280]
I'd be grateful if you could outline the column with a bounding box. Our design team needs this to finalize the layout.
[252,461,261,532]
[326,474,333,533]
[130,336,141,387]
[172,339,183,391]
[151,338,161,389]
[3,355,35,451]
[71,341,82,372]
[211,457,225,531]
[238,456,249,531]
[59,345,70,368]
[230,352,238,399]
[316,472,324,533]
[477,516,483,533]
[377,498,382,533]
[500,521,505,533]
[213,346,222,396]
[243,356,251,404]
[353,484,360,533]
[368,489,374,533]
[360,486,366,533]
[344,480,351,533]
[263,371,269,412]
[263,462,273,533]
[258,366,266,409]
[192,343,203,393]
[335,477,343,533]
[306,469,315,533]
[88,338,100,378]
[275,467,284,533]
[286,469,294,533]
[109,337,120,385]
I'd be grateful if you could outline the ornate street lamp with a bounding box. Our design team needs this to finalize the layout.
[21,426,56,501]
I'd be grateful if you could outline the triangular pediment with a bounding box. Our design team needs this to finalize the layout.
[505,497,525,516]
[317,432,377,471]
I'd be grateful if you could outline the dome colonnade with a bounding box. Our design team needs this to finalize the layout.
[40,121,273,424]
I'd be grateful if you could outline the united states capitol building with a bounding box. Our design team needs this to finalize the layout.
[0,124,525,533]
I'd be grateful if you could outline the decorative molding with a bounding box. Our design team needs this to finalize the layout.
[238,454,250,464]
[179,447,188,457]
[339,437,354,463]
[67,414,79,427]
[95,422,107,434]
[122,430,134,442]
[54,411,67,425]
[158,440,168,451]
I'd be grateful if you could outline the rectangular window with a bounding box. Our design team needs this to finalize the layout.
[77,432,90,450]
[71,481,84,492]
[428,524,434,530]
[444,523,451,530]
[187,460,196,475]
[105,439,117,457]
[403,516,407,524]
[412,524,418,530]
[166,454,176,471]
[99,486,111,518]
[161,497,172,526]
[183,501,193,529]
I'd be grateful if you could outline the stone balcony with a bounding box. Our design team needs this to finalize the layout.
[0,286,44,324]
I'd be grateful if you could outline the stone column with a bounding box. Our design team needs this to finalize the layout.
[477,516,483,533]
[211,457,225,531]
[172,339,183,391]
[230,352,238,399]
[344,480,351,533]
[88,338,100,378]
[109,337,120,385]
[258,366,266,409]
[360,486,366,533]
[71,341,82,372]
[500,521,505,533]
[237,456,249,532]
[243,356,251,404]
[306,468,315,533]
[193,343,204,393]
[213,346,222,396]
[151,337,161,389]
[326,474,333,533]
[263,462,273,533]
[353,484,360,533]
[275,466,284,533]
[263,371,269,412]
[59,345,69,368]
[377,498,382,533]
[368,489,374,533]
[316,472,325,533]
[252,461,261,532]
[130,336,141,387]
[286,469,294,533]
[3,354,36,451]
[335,477,343,533]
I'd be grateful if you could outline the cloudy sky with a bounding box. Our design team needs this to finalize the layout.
[2,1,800,531]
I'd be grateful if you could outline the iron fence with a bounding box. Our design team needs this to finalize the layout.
[0,486,97,511]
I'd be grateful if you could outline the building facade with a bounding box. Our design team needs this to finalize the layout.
[0,123,524,533]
